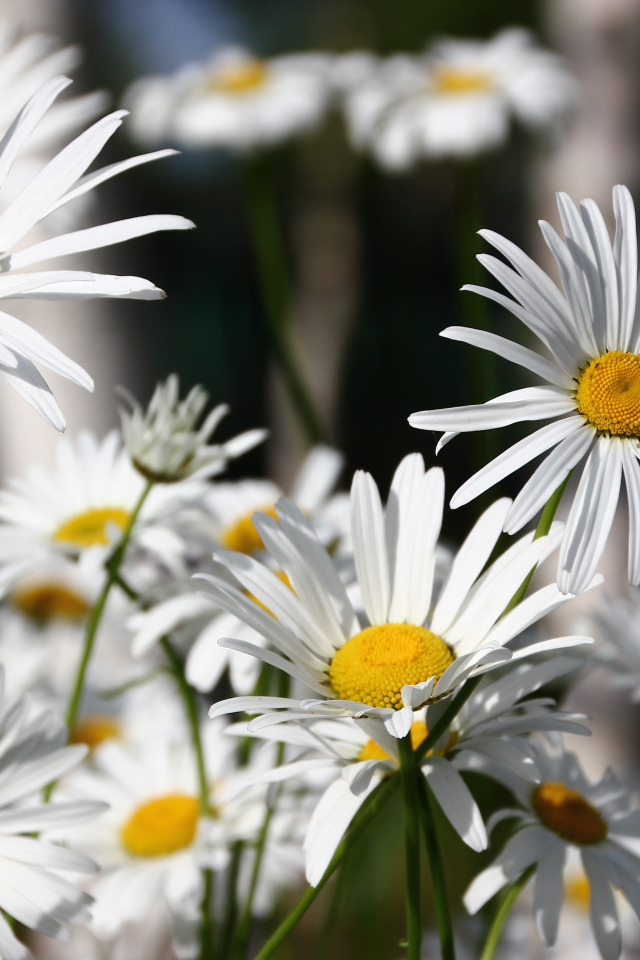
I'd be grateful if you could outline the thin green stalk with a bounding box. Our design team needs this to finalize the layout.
[398,734,422,960]
[230,748,285,960]
[65,478,153,737]
[252,775,398,960]
[417,777,455,960]
[478,865,535,960]
[243,159,325,446]
[502,474,570,615]
[160,636,214,960]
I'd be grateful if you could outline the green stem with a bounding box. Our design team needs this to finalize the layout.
[398,734,421,960]
[417,777,455,960]
[65,478,153,736]
[478,865,535,960]
[243,158,325,447]
[502,474,570,616]
[160,636,214,960]
[251,775,398,960]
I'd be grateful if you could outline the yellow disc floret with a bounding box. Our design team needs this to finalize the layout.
[329,623,454,710]
[576,350,640,436]
[12,583,88,622]
[209,59,268,94]
[359,721,428,762]
[532,781,608,845]
[70,715,121,751]
[121,794,199,857]
[53,507,130,548]
[431,66,495,95]
[220,504,278,554]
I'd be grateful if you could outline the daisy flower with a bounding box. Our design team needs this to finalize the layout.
[55,719,290,945]
[341,29,577,169]
[124,46,333,151]
[128,444,347,694]
[0,677,105,960]
[228,657,589,885]
[119,374,267,484]
[0,429,210,596]
[409,185,640,596]
[583,586,640,702]
[206,453,590,739]
[464,740,640,960]
[0,75,194,429]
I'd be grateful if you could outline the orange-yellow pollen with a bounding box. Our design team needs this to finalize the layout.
[431,66,495,95]
[121,794,199,857]
[53,507,130,548]
[12,583,88,622]
[220,504,278,554]
[576,351,640,436]
[532,781,608,845]
[209,59,268,94]
[359,721,428,762]
[565,873,591,911]
[70,715,121,751]
[329,623,454,710]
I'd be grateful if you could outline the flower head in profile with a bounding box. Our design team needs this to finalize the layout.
[0,75,194,429]
[124,46,333,150]
[119,375,267,484]
[410,185,640,596]
[465,740,640,960]
[206,454,589,739]
[341,28,577,169]
[229,657,588,885]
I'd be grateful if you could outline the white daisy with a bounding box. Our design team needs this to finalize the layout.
[119,374,267,485]
[55,719,286,945]
[0,429,208,596]
[0,678,104,960]
[124,46,333,150]
[206,453,590,739]
[128,445,347,694]
[228,656,589,885]
[464,740,640,960]
[409,185,640,596]
[0,75,194,429]
[583,586,640,702]
[341,29,577,169]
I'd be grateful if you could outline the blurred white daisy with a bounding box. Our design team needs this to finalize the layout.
[0,429,209,596]
[229,656,588,885]
[128,445,347,694]
[124,46,333,151]
[0,75,194,429]
[119,374,267,484]
[465,740,640,960]
[0,678,104,960]
[56,719,287,946]
[341,29,577,169]
[206,453,590,739]
[410,185,640,596]
[583,585,640,703]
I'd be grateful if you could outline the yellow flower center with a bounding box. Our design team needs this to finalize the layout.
[576,351,640,435]
[532,781,608,845]
[329,623,454,710]
[121,794,199,857]
[11,583,88,622]
[565,873,591,911]
[359,721,428,762]
[431,66,495,95]
[69,715,121,751]
[208,59,269,95]
[247,570,292,616]
[53,508,130,548]
[220,504,278,554]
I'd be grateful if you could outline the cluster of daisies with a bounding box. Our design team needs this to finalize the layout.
[0,14,639,960]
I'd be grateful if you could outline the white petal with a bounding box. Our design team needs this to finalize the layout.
[533,841,565,945]
[409,386,574,434]
[621,441,640,585]
[351,469,389,624]
[422,756,487,851]
[613,185,638,352]
[441,325,571,388]
[583,851,622,960]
